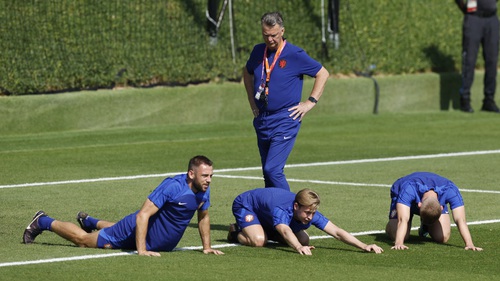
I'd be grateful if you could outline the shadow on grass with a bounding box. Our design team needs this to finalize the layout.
[189,223,229,232]
[371,233,463,249]
[422,44,461,111]
[24,241,136,253]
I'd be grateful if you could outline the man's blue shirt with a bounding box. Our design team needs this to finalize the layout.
[99,174,210,251]
[391,172,464,215]
[246,42,322,112]
[236,188,329,233]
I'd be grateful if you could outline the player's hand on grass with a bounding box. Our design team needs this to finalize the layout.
[364,244,384,254]
[296,245,315,255]
[391,244,408,250]
[138,250,161,257]
[203,248,225,255]
[465,245,483,251]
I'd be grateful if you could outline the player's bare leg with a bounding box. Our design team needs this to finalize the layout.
[385,219,411,241]
[239,224,268,247]
[428,214,451,243]
[50,220,100,248]
[295,230,310,245]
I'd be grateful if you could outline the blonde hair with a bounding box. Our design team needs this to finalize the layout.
[295,189,320,211]
[420,197,441,225]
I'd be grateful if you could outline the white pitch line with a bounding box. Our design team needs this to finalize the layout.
[216,174,392,187]
[284,149,500,168]
[2,149,500,190]
[2,219,499,268]
[0,173,180,189]
[216,174,500,194]
[0,252,136,268]
[310,219,500,239]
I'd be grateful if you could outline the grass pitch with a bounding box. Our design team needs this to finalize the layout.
[1,74,499,280]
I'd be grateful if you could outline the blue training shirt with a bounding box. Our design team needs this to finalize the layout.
[246,42,323,112]
[239,188,329,233]
[391,172,464,215]
[100,174,210,251]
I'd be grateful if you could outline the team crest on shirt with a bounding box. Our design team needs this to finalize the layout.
[279,59,287,68]
[245,214,254,222]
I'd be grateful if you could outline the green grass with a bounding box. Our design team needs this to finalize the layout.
[1,73,500,280]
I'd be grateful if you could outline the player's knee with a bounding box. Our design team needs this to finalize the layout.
[295,230,310,246]
[249,235,267,247]
[263,166,282,180]
[442,234,450,243]
[432,233,450,244]
[74,234,97,248]
[71,236,87,247]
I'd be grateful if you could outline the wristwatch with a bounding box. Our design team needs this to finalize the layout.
[308,96,318,103]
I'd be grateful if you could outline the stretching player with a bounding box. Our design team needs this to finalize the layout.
[228,188,383,255]
[385,171,482,251]
[22,155,224,256]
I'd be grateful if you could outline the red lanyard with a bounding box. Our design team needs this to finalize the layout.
[262,40,286,96]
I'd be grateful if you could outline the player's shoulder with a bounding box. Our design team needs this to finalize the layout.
[158,174,188,192]
[252,43,266,53]
[284,41,301,50]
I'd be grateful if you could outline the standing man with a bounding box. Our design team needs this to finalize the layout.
[23,155,224,257]
[455,0,500,113]
[228,188,384,255]
[385,172,483,251]
[244,12,329,190]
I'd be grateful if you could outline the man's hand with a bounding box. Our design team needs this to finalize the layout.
[296,245,315,255]
[391,244,409,250]
[288,101,315,121]
[364,244,384,254]
[138,250,162,257]
[465,246,483,251]
[203,248,225,255]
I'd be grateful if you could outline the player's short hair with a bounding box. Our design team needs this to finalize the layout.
[295,188,320,211]
[188,155,213,171]
[261,11,284,28]
[420,197,441,225]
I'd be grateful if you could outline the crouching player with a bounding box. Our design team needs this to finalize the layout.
[228,187,384,255]
[385,171,482,251]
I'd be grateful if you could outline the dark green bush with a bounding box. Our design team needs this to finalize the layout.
[0,1,469,95]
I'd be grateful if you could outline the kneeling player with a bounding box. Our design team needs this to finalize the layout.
[228,187,383,255]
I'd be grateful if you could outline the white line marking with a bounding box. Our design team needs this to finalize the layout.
[216,175,500,194]
[2,150,499,267]
[0,173,180,189]
[2,149,500,190]
[2,219,499,268]
[309,219,500,239]
[0,252,136,267]
[216,174,391,187]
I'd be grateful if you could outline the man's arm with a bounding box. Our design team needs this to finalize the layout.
[135,198,161,256]
[322,221,384,253]
[309,66,330,103]
[392,203,411,250]
[197,210,224,255]
[451,206,483,251]
[275,224,315,255]
[243,67,259,118]
[288,66,329,121]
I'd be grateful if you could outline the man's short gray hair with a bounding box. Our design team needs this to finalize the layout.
[261,12,284,28]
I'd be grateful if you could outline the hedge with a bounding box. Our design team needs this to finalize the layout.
[0,1,471,95]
